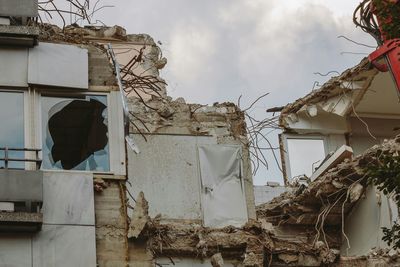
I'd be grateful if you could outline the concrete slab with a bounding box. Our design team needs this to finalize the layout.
[28,42,88,89]
[42,172,95,226]
[0,48,28,86]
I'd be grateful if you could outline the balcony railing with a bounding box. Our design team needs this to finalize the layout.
[0,147,42,170]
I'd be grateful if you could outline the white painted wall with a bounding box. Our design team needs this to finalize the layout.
[341,186,398,256]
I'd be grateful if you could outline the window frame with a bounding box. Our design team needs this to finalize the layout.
[4,87,126,175]
[39,92,111,172]
[281,133,328,185]
[0,88,29,169]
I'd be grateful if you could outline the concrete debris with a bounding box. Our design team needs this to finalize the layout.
[154,57,167,69]
[243,252,263,267]
[128,192,150,239]
[278,253,298,264]
[93,178,108,192]
[128,96,247,139]
[103,25,127,39]
[210,253,224,267]
[257,136,400,231]
[332,179,344,189]
[349,183,364,203]
[138,218,338,266]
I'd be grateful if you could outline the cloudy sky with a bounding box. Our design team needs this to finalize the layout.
[84,0,376,185]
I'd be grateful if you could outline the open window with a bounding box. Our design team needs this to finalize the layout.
[41,95,110,171]
[0,91,25,169]
[282,135,326,183]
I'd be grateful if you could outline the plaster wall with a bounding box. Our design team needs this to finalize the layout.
[127,134,217,221]
[254,185,289,206]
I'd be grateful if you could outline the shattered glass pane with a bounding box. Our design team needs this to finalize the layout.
[287,139,325,180]
[0,92,24,169]
[41,95,110,171]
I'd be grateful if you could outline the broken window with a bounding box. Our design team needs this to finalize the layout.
[286,138,326,180]
[41,95,110,171]
[0,92,24,169]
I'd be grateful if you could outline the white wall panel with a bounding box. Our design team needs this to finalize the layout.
[0,48,28,87]
[42,171,95,225]
[33,225,96,267]
[28,43,88,89]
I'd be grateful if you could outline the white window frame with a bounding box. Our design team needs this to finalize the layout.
[281,133,328,185]
[0,89,31,169]
[4,87,126,175]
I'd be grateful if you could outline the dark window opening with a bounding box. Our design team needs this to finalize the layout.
[41,95,110,171]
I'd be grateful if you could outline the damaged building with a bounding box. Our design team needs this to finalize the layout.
[0,0,259,266]
[0,0,400,267]
[258,58,400,265]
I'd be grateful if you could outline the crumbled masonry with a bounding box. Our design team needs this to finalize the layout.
[125,135,400,266]
[128,96,247,139]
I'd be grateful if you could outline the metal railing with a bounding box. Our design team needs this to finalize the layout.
[0,147,42,170]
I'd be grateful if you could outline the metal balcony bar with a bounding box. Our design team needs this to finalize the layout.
[0,147,41,170]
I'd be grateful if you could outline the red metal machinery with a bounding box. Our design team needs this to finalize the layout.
[368,0,400,94]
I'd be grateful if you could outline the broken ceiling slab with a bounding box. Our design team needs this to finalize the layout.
[0,212,43,232]
[28,42,88,89]
[280,58,377,126]
[0,25,39,47]
[283,107,348,134]
[310,145,353,181]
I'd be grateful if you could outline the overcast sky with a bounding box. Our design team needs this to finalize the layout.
[86,0,376,185]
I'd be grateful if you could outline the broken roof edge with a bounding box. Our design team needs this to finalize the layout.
[279,58,376,127]
[37,23,158,46]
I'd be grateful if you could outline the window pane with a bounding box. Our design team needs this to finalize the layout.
[287,139,325,179]
[0,92,24,169]
[41,95,110,171]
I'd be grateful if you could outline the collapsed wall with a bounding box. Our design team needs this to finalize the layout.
[35,23,400,267]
